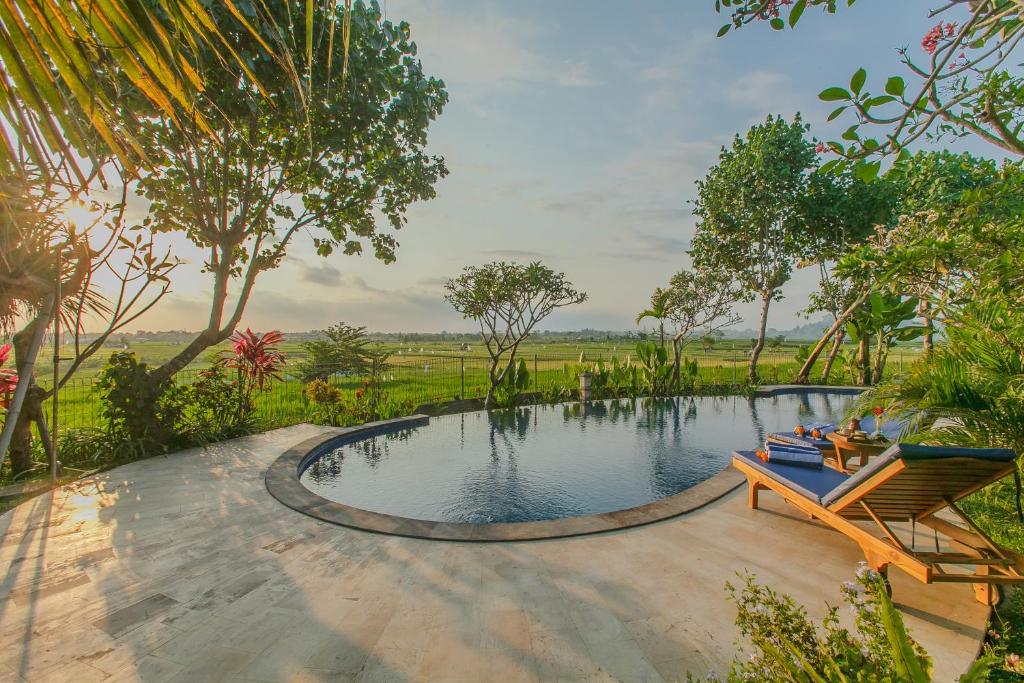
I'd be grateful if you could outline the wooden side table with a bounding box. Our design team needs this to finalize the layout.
[825,431,891,473]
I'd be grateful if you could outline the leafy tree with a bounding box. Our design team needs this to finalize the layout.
[136,1,448,384]
[635,287,672,349]
[845,294,927,386]
[793,171,898,383]
[444,261,586,408]
[663,268,741,391]
[716,0,1024,175]
[297,322,380,383]
[691,115,817,383]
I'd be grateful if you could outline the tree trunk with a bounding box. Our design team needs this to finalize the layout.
[820,329,845,384]
[148,328,225,384]
[795,288,870,384]
[1,304,55,475]
[871,334,888,385]
[857,335,871,386]
[922,316,934,355]
[748,293,772,384]
[8,388,47,475]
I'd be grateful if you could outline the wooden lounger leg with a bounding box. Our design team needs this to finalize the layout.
[973,566,1003,606]
[746,478,764,509]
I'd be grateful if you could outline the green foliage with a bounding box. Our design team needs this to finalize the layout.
[303,375,414,427]
[691,114,821,382]
[134,0,449,378]
[296,322,379,383]
[717,568,1000,682]
[635,341,673,396]
[493,358,530,408]
[97,353,185,453]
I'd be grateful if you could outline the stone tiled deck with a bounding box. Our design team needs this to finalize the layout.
[0,424,989,682]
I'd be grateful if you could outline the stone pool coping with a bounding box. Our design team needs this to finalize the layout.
[266,387,856,541]
[265,414,744,542]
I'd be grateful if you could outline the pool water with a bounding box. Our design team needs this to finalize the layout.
[300,393,857,524]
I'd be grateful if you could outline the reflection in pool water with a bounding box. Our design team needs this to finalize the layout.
[300,393,856,524]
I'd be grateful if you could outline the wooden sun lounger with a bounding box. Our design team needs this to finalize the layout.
[733,444,1024,605]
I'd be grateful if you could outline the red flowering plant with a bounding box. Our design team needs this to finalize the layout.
[219,329,286,418]
[0,343,18,410]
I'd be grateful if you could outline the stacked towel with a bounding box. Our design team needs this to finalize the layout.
[765,442,824,469]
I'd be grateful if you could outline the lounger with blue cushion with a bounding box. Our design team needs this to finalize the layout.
[732,443,1024,605]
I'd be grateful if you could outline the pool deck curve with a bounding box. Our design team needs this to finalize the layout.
[0,423,990,682]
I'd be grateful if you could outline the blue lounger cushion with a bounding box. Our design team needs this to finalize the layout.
[734,450,849,503]
[765,443,824,469]
[819,443,1017,507]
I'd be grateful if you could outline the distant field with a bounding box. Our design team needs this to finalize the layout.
[35,336,924,433]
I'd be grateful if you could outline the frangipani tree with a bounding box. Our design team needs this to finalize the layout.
[444,261,586,408]
[716,0,1024,175]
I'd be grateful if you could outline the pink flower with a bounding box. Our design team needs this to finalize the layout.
[815,142,827,154]
[872,406,884,417]
[0,343,10,366]
[922,24,944,55]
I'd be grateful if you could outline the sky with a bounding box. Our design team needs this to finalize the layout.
[108,0,986,335]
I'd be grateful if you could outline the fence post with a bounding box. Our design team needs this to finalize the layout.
[534,354,538,394]
[460,356,465,399]
[732,348,737,386]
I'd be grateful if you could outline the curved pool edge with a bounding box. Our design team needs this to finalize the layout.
[265,414,746,542]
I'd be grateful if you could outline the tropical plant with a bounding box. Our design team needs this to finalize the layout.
[844,294,926,386]
[691,114,817,383]
[716,0,1024,175]
[218,329,286,418]
[304,379,349,427]
[444,261,586,407]
[0,0,326,183]
[0,344,16,410]
[858,300,1024,456]
[717,567,996,682]
[636,287,673,349]
[136,1,448,385]
[493,359,530,408]
[297,322,379,382]
[635,341,673,396]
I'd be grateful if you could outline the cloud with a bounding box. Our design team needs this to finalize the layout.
[600,231,690,262]
[479,248,547,259]
[725,70,795,112]
[557,61,603,88]
[392,0,601,97]
[291,257,343,286]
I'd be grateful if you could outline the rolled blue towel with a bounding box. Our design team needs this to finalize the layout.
[766,443,824,469]
[801,422,836,436]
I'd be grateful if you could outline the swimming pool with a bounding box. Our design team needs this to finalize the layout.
[296,392,856,526]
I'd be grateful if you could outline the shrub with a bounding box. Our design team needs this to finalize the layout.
[97,352,187,453]
[493,358,530,408]
[714,567,996,682]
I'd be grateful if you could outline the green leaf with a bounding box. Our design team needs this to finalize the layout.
[717,23,731,37]
[769,17,785,30]
[827,105,847,121]
[850,68,867,95]
[788,0,807,27]
[855,160,881,183]
[885,76,906,97]
[819,86,851,102]
[866,95,896,108]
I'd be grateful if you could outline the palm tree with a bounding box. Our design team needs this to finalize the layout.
[636,287,672,349]
[856,302,1024,455]
[0,1,350,185]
